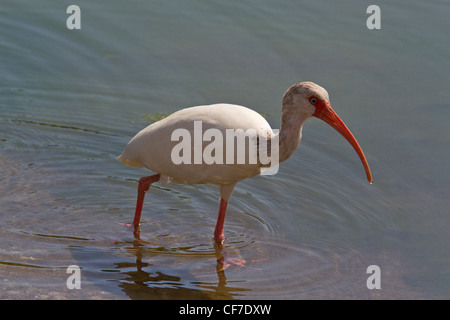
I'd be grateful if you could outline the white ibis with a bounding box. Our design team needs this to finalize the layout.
[118,82,372,244]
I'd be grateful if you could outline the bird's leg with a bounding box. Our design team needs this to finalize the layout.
[214,198,228,246]
[132,174,161,229]
[212,195,261,270]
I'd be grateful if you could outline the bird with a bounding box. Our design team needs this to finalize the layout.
[118,81,373,245]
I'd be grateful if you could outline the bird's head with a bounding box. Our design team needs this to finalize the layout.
[283,81,373,183]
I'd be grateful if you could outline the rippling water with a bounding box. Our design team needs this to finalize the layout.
[1,0,449,299]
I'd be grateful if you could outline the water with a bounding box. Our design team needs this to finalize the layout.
[1,0,449,299]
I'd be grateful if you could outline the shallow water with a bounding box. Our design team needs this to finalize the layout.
[1,0,449,299]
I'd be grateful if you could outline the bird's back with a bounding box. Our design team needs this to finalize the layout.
[118,104,274,185]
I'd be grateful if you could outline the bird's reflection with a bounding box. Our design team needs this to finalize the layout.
[113,225,250,299]
[214,241,228,287]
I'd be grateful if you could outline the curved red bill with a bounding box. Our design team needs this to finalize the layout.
[313,102,373,183]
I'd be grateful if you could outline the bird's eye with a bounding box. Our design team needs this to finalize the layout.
[310,97,317,105]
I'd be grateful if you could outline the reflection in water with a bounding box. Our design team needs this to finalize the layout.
[71,229,422,300]
[112,233,251,299]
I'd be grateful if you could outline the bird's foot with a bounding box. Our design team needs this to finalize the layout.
[218,257,246,271]
[217,256,264,271]
[214,241,262,271]
[120,222,133,228]
[117,222,142,240]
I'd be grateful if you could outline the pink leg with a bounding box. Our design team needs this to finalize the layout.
[214,198,228,244]
[132,174,160,227]
[213,202,259,271]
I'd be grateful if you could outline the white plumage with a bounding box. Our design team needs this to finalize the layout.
[118,104,273,189]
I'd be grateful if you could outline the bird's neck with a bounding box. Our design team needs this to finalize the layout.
[278,112,310,163]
